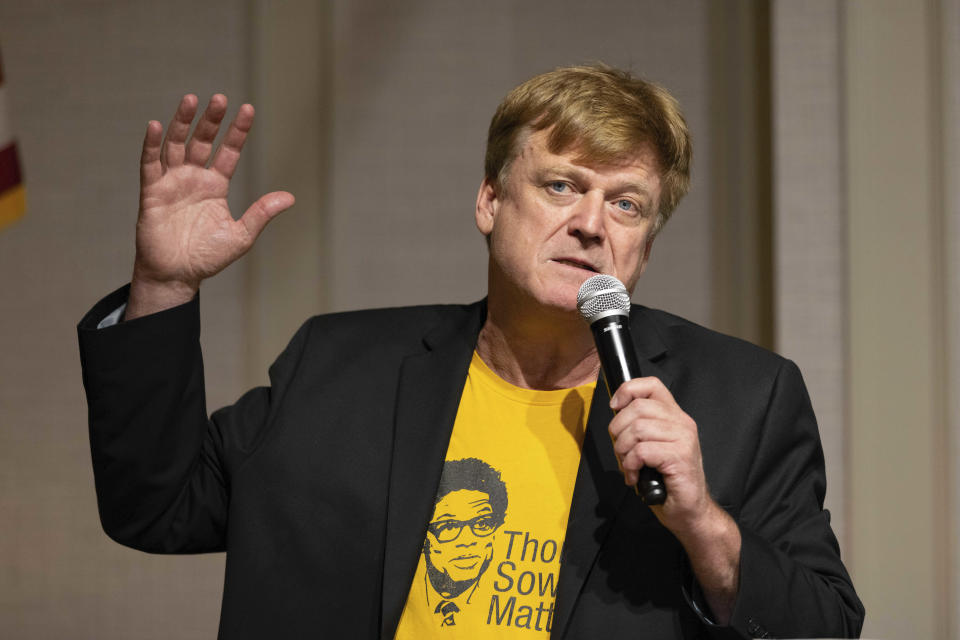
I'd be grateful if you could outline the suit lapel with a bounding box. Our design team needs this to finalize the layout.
[379,302,484,639]
[551,379,630,638]
[551,306,673,639]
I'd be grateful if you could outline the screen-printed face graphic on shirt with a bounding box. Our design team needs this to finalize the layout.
[424,458,508,601]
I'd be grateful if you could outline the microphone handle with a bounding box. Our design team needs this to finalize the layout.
[591,317,667,506]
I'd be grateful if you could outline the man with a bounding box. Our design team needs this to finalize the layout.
[78,65,864,638]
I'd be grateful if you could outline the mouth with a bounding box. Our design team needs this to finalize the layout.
[552,258,598,273]
[451,554,480,569]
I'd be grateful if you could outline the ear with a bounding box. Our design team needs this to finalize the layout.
[475,177,499,236]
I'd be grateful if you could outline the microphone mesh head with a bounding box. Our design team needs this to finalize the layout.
[577,274,631,323]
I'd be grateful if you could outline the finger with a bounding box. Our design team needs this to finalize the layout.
[611,419,666,457]
[161,94,199,169]
[238,191,296,244]
[620,446,650,485]
[610,376,674,411]
[140,120,164,187]
[607,397,673,438]
[210,103,255,179]
[621,443,669,485]
[185,94,228,166]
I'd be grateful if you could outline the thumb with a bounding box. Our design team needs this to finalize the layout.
[240,191,296,241]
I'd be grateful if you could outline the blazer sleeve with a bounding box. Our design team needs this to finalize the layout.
[77,284,312,554]
[694,359,865,639]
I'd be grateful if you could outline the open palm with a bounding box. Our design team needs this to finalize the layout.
[130,94,294,316]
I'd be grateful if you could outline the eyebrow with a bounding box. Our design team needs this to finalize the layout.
[468,500,493,512]
[536,165,654,198]
[433,500,492,520]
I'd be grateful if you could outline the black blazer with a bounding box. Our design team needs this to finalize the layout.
[78,285,863,639]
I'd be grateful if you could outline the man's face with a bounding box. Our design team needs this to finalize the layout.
[476,128,663,314]
[425,489,498,588]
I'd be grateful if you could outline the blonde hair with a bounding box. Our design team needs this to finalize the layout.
[484,64,692,233]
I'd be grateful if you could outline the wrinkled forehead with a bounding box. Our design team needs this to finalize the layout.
[510,126,665,190]
[514,125,664,176]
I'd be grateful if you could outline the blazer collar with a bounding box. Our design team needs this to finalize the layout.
[630,304,671,366]
[551,305,673,639]
[380,300,486,638]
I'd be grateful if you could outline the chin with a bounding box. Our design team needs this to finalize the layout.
[494,271,581,316]
[533,289,581,316]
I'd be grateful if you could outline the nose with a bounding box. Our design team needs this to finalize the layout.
[567,191,605,243]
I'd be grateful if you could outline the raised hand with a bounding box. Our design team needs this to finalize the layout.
[126,94,295,320]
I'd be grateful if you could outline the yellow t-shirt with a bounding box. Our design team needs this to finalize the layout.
[395,352,595,638]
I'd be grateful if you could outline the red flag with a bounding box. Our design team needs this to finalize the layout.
[0,45,25,230]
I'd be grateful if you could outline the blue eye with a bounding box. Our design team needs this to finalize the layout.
[549,181,568,193]
[616,199,636,212]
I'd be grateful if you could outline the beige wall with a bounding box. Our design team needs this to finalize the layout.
[771,0,849,551]
[0,2,249,637]
[244,1,329,389]
[941,0,960,634]
[771,2,960,636]
[845,0,955,637]
[2,1,957,638]
[937,0,960,638]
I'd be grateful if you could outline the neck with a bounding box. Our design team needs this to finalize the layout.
[477,294,600,390]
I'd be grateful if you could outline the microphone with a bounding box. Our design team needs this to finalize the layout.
[577,274,667,505]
